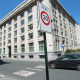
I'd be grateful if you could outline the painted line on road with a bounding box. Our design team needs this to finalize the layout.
[13,70,36,77]
[35,66,45,69]
[0,74,4,78]
[26,68,43,71]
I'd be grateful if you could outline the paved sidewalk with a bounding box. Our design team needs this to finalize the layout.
[2,58,53,62]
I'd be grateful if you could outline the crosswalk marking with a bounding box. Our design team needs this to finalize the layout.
[26,68,43,71]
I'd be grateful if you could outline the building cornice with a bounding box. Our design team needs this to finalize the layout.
[0,0,36,26]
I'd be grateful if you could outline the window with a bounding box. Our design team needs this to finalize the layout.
[21,27,24,33]
[39,41,44,51]
[28,8,32,13]
[21,20,24,25]
[21,44,25,52]
[28,15,33,22]
[28,24,33,30]
[0,49,1,54]
[4,30,6,34]
[14,46,17,53]
[0,37,2,41]
[14,38,17,43]
[4,25,6,28]
[0,43,2,47]
[14,31,17,35]
[3,48,5,54]
[38,31,43,37]
[14,24,17,28]
[8,33,11,38]
[14,17,17,21]
[9,21,11,25]
[3,42,5,46]
[29,43,34,52]
[52,2,56,8]
[59,15,61,20]
[60,24,62,28]
[21,36,25,41]
[28,33,33,39]
[4,36,6,40]
[0,27,2,30]
[58,7,61,13]
[8,40,11,43]
[8,27,11,31]
[21,13,24,17]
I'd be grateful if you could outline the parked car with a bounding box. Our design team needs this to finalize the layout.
[48,53,80,70]
[0,57,2,62]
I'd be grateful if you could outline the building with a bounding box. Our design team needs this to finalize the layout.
[0,0,78,59]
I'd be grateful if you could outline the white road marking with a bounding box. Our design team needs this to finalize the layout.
[13,70,36,77]
[26,68,43,71]
[35,66,45,68]
[0,74,4,78]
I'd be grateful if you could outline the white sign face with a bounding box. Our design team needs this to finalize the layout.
[13,70,36,77]
[37,2,52,33]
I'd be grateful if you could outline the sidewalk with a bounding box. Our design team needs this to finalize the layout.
[2,58,53,62]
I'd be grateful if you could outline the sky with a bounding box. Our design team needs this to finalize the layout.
[0,0,80,25]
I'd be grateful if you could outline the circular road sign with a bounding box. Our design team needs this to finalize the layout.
[41,11,50,26]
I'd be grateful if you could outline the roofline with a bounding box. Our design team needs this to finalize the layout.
[0,0,37,26]
[55,0,78,24]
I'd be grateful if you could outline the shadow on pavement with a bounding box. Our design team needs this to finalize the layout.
[0,61,11,65]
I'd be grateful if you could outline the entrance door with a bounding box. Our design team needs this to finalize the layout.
[8,46,11,57]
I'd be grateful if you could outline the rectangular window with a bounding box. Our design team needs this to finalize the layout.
[4,36,6,40]
[0,37,1,41]
[21,36,25,41]
[9,21,11,25]
[21,20,24,25]
[21,44,25,52]
[21,13,24,17]
[4,30,6,34]
[28,15,33,22]
[0,43,2,47]
[21,27,24,33]
[14,17,17,21]
[3,42,5,46]
[1,32,2,35]
[0,49,1,54]
[8,27,11,31]
[14,38,17,43]
[3,48,5,54]
[28,8,32,13]
[14,24,17,28]
[39,41,44,51]
[28,33,33,39]
[8,40,11,43]
[4,25,6,28]
[14,31,17,35]
[0,27,2,30]
[29,43,34,52]
[8,33,11,38]
[28,24,33,30]
[14,46,17,53]
[38,31,43,37]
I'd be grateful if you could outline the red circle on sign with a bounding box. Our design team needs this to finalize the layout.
[41,11,50,26]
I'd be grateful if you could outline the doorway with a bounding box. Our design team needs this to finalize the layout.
[8,46,11,57]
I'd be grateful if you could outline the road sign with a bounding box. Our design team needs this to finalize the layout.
[61,44,65,47]
[37,2,52,33]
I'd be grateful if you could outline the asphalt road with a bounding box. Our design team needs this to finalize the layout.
[0,59,80,80]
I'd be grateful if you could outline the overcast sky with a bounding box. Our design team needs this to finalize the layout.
[0,0,80,25]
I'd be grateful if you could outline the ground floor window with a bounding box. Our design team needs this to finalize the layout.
[3,48,5,54]
[0,49,1,54]
[21,44,25,52]
[39,41,44,51]
[29,43,34,52]
[14,46,17,53]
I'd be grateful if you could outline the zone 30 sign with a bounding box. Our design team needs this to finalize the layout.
[37,2,52,33]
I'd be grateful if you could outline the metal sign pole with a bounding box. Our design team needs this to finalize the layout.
[43,32,49,80]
